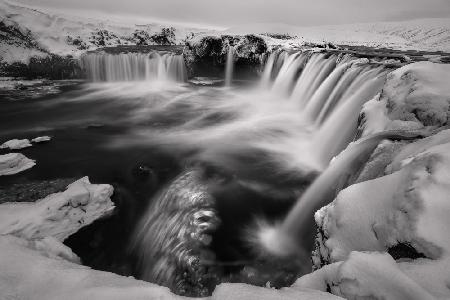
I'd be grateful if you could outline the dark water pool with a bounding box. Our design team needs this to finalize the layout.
[0,79,315,295]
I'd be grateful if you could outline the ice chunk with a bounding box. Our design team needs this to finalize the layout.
[32,136,52,143]
[0,177,114,241]
[0,152,35,176]
[0,138,32,149]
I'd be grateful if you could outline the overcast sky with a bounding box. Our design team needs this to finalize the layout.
[16,0,450,28]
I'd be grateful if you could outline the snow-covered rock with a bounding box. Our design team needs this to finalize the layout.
[0,138,32,149]
[360,62,450,136]
[0,152,35,175]
[32,135,51,143]
[0,176,114,241]
[311,129,450,299]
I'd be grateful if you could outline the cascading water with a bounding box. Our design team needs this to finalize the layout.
[125,48,395,294]
[224,46,235,86]
[256,130,425,258]
[259,50,387,168]
[81,52,187,82]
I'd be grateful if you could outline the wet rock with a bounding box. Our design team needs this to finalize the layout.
[183,34,267,79]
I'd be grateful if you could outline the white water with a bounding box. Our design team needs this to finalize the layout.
[257,130,423,258]
[81,52,187,82]
[93,50,388,180]
[101,48,392,285]
[225,46,235,86]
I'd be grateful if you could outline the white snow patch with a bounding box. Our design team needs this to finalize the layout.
[361,61,450,136]
[32,135,51,143]
[0,152,35,175]
[0,176,114,241]
[0,138,32,149]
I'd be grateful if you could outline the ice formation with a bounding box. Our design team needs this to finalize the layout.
[0,177,114,241]
[0,152,35,176]
[32,136,52,143]
[0,138,32,149]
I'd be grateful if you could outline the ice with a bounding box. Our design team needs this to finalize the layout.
[32,136,52,143]
[0,177,114,241]
[0,152,35,175]
[0,138,32,149]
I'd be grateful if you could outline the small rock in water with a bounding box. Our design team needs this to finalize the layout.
[0,139,32,150]
[31,136,51,143]
[0,153,36,176]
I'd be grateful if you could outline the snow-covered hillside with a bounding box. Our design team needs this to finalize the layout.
[227,18,450,52]
[0,0,216,63]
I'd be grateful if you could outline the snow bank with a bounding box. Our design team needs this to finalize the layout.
[305,61,450,299]
[0,138,32,149]
[0,235,184,300]
[0,234,345,300]
[361,61,450,136]
[0,152,35,175]
[0,176,114,241]
[311,132,450,299]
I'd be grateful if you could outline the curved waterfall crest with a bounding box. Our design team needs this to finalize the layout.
[259,49,387,169]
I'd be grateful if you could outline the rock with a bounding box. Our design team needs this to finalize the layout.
[0,138,32,149]
[183,34,267,78]
[0,153,35,176]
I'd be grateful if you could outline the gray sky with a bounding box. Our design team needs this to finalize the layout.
[16,0,450,27]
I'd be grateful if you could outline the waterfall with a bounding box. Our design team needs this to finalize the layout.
[81,52,187,82]
[255,130,425,258]
[259,50,388,168]
[225,46,235,86]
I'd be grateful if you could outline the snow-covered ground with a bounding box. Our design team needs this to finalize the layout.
[0,0,217,63]
[1,0,449,66]
[227,19,450,52]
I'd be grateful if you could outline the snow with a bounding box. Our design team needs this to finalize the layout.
[211,283,342,300]
[0,138,32,149]
[0,152,35,175]
[0,233,345,300]
[227,18,450,52]
[0,176,114,241]
[0,0,215,62]
[361,61,450,137]
[311,132,450,299]
[32,135,51,143]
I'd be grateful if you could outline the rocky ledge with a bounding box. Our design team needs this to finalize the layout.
[183,34,267,79]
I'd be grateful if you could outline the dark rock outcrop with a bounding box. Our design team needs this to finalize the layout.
[1,54,83,79]
[183,34,267,79]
